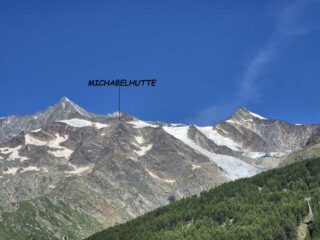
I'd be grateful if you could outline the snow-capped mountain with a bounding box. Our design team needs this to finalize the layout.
[0,97,319,239]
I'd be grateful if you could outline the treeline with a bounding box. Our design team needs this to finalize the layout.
[86,158,320,240]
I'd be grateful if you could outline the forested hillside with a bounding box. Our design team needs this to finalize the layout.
[86,158,320,240]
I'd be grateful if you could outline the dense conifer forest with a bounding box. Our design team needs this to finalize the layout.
[86,158,320,240]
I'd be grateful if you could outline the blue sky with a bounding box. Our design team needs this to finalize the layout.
[1,0,320,125]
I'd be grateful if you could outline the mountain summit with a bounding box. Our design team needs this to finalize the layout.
[49,96,93,119]
[228,107,267,123]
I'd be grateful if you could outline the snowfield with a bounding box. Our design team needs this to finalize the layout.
[58,118,109,129]
[196,126,241,151]
[163,126,261,180]
[128,120,158,128]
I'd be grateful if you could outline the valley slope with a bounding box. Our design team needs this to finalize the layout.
[86,157,320,240]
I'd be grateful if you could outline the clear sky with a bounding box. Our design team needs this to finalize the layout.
[1,0,320,125]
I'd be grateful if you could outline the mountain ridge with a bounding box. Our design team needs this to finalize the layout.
[1,97,320,239]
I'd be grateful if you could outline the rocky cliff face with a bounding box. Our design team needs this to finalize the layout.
[0,98,318,239]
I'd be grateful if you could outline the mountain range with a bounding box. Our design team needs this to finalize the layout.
[0,97,319,239]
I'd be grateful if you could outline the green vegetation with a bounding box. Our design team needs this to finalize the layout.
[86,158,320,240]
[0,196,103,240]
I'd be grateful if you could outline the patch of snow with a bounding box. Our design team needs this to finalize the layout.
[248,111,267,120]
[165,179,176,183]
[26,133,67,147]
[135,136,144,145]
[226,119,240,124]
[243,152,267,159]
[163,126,261,180]
[170,123,185,126]
[145,168,175,183]
[295,123,302,126]
[25,133,74,159]
[31,129,41,133]
[269,152,287,158]
[3,167,19,175]
[215,126,229,135]
[108,111,123,118]
[1,148,10,153]
[65,163,91,175]
[25,134,47,146]
[135,144,153,156]
[48,185,55,188]
[21,166,40,173]
[93,122,108,129]
[196,126,241,151]
[0,146,29,161]
[42,167,49,173]
[48,148,73,158]
[133,135,152,156]
[192,164,202,170]
[128,120,158,128]
[58,118,108,129]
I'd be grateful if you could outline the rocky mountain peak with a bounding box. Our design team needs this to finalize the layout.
[52,97,92,118]
[228,107,267,122]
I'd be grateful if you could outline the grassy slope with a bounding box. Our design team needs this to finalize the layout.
[0,196,103,240]
[86,158,320,240]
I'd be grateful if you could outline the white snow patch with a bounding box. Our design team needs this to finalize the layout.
[0,146,29,161]
[58,118,108,129]
[135,144,153,156]
[165,179,176,183]
[48,185,55,189]
[94,122,109,129]
[25,133,74,159]
[21,166,40,173]
[133,135,152,156]
[31,129,41,133]
[42,167,49,173]
[226,119,240,124]
[128,120,158,128]
[269,152,287,158]
[108,111,123,118]
[48,148,73,158]
[196,126,241,151]
[163,126,261,180]
[135,136,144,145]
[25,134,47,146]
[170,123,185,126]
[192,164,202,170]
[145,168,175,183]
[26,133,67,148]
[3,167,19,175]
[243,152,267,159]
[248,111,267,120]
[65,163,91,175]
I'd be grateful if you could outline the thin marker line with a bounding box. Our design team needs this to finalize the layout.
[118,85,121,121]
